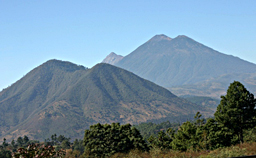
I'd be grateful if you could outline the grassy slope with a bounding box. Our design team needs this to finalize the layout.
[110,142,256,158]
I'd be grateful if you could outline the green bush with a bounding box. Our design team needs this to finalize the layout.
[83,123,149,157]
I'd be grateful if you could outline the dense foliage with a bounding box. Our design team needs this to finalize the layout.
[146,81,256,152]
[83,123,149,157]
[134,121,179,140]
[215,81,256,143]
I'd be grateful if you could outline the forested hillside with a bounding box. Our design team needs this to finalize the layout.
[0,59,210,141]
[1,81,256,158]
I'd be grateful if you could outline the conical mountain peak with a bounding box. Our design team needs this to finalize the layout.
[176,35,188,38]
[148,34,172,42]
[173,35,196,42]
[102,52,124,65]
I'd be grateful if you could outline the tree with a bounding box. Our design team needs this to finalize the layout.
[57,135,68,143]
[171,121,199,151]
[11,140,16,148]
[73,139,84,152]
[214,81,256,143]
[61,140,70,149]
[83,123,149,157]
[171,112,206,151]
[148,131,173,150]
[2,138,8,148]
[71,139,84,157]
[51,134,57,145]
[202,118,233,149]
[23,135,29,146]
[17,137,23,147]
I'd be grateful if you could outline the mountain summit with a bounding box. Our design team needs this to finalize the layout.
[102,52,123,65]
[105,34,256,88]
[147,34,172,42]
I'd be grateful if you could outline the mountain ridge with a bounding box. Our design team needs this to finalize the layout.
[0,59,211,141]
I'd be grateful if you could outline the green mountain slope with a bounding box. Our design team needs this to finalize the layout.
[108,34,256,88]
[0,60,211,141]
[0,60,88,140]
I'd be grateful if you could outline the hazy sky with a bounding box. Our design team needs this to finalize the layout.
[1,0,256,90]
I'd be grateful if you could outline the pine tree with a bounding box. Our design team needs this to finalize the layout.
[214,81,256,143]
[202,118,233,149]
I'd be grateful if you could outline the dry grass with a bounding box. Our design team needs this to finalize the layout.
[109,142,256,158]
[235,142,256,155]
[62,142,256,158]
[110,149,210,158]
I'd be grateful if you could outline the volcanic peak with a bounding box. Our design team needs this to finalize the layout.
[148,34,172,42]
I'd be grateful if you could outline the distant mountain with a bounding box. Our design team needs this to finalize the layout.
[0,59,210,141]
[107,34,256,88]
[102,52,123,65]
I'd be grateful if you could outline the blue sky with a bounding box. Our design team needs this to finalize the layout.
[0,0,256,90]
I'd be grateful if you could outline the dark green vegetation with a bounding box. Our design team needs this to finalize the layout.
[103,34,256,98]
[215,81,256,143]
[83,123,149,157]
[145,81,256,152]
[0,59,210,141]
[134,121,179,140]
